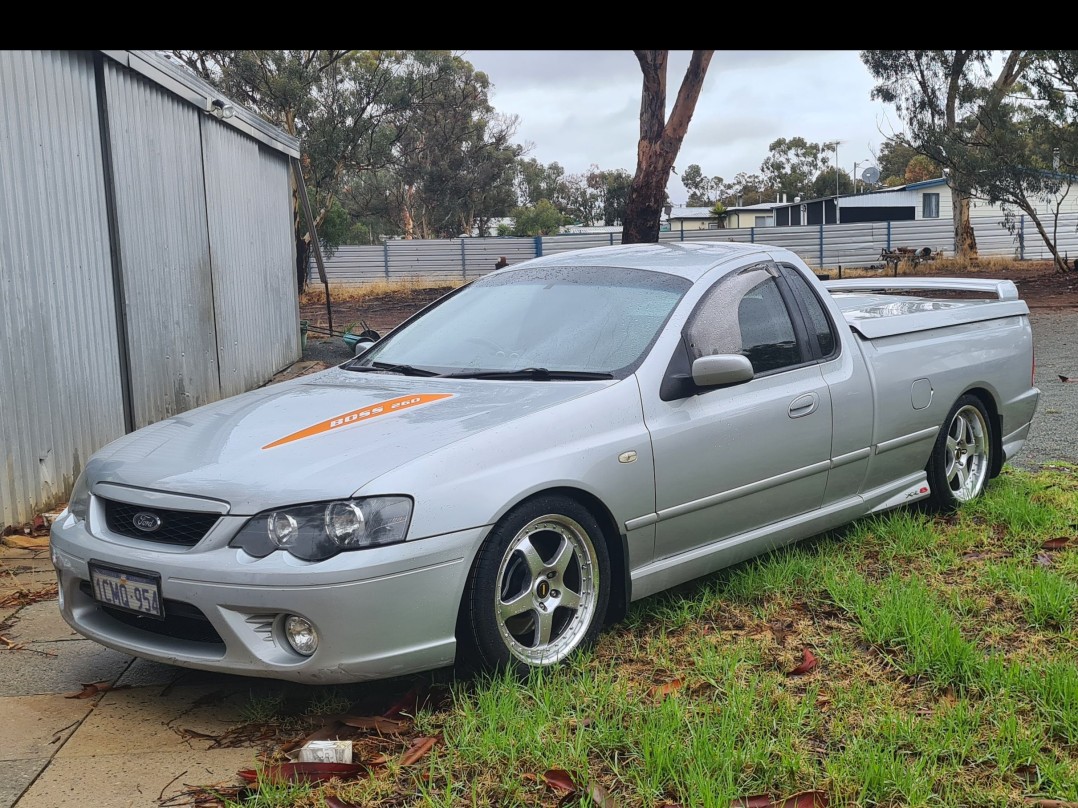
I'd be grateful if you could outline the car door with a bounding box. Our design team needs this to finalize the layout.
[640,261,834,562]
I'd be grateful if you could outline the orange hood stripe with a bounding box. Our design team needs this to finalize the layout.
[262,393,453,450]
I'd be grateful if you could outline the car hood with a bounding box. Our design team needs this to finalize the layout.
[85,367,610,514]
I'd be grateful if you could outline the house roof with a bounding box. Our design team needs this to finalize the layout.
[904,177,948,191]
[770,176,949,210]
[727,202,776,211]
[668,206,717,219]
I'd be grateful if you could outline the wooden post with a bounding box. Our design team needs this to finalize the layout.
[290,157,332,334]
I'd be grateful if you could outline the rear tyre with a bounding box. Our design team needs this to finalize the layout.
[925,394,993,512]
[459,495,610,677]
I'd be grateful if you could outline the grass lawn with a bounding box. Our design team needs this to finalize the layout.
[215,465,1078,808]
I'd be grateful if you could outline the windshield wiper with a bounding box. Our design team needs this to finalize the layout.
[345,361,442,377]
[445,367,614,381]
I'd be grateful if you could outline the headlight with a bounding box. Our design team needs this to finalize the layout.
[230,496,413,561]
[67,471,91,522]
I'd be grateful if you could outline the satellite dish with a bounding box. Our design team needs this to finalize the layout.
[861,166,880,184]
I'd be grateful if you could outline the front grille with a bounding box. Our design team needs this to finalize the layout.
[79,580,224,645]
[102,499,219,546]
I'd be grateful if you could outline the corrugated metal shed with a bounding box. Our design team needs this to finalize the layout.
[0,51,127,523]
[103,59,221,429]
[202,120,299,397]
[0,50,300,527]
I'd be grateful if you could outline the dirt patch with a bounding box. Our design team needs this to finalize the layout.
[300,285,458,338]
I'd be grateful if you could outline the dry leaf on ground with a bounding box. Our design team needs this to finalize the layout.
[541,768,578,794]
[399,735,439,766]
[787,648,818,676]
[648,678,684,699]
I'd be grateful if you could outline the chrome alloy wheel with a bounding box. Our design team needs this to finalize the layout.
[945,404,990,501]
[493,514,599,666]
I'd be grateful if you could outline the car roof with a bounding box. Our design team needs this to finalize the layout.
[504,241,776,282]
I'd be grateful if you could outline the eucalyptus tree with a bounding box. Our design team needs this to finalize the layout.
[622,50,715,243]
[759,137,835,201]
[927,51,1078,272]
[391,53,521,238]
[860,50,1033,259]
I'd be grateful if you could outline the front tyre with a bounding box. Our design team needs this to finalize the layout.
[460,495,610,676]
[925,394,993,512]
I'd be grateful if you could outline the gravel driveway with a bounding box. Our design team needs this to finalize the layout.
[1010,310,1078,471]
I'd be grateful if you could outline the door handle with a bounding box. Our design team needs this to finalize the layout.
[788,392,819,418]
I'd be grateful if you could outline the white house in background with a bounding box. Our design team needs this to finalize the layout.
[773,176,1078,228]
[723,202,776,229]
[666,206,722,231]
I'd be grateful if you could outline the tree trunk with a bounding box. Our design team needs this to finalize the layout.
[1022,205,1071,272]
[950,184,977,259]
[624,143,675,243]
[622,50,714,244]
[296,233,310,293]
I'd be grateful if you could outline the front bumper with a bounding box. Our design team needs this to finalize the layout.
[49,506,486,684]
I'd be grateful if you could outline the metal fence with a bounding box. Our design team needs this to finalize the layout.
[318,212,1078,286]
[0,50,299,527]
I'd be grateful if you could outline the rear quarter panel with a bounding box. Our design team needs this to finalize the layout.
[855,313,1036,491]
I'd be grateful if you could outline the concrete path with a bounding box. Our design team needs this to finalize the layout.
[0,544,274,807]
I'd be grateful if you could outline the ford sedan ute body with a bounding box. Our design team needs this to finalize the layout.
[50,242,1040,683]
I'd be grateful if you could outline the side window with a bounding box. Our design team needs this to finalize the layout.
[780,265,838,359]
[686,264,803,374]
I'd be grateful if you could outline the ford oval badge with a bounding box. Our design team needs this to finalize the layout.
[132,511,162,533]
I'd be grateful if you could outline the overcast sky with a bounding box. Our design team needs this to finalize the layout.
[462,50,904,206]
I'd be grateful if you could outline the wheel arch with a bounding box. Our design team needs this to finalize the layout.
[453,485,630,653]
[540,486,630,625]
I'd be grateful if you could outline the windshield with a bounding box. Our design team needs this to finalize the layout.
[348,264,691,378]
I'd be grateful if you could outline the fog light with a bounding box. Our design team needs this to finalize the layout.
[283,615,318,656]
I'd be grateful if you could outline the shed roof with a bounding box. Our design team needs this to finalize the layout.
[101,51,300,158]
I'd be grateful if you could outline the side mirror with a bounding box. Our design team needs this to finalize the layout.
[691,353,754,387]
[353,339,377,356]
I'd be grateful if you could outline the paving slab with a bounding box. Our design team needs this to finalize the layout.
[0,553,55,599]
[2,602,79,644]
[0,759,48,808]
[0,695,94,760]
[0,640,131,697]
[57,684,254,758]
[15,747,256,808]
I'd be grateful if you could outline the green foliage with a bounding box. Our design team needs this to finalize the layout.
[319,197,371,255]
[877,139,921,184]
[588,166,633,226]
[682,163,726,206]
[904,154,939,183]
[909,50,1078,271]
[722,172,776,206]
[809,167,855,199]
[760,136,835,199]
[509,199,566,236]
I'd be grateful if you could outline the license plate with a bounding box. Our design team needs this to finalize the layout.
[89,563,164,619]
